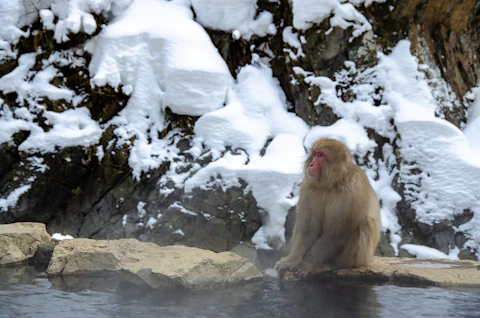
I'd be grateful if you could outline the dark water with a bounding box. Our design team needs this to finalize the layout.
[1,265,480,318]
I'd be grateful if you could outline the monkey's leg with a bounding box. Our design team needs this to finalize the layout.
[341,218,378,267]
[295,233,347,276]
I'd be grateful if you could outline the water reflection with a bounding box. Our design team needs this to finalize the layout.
[49,273,123,292]
[235,281,381,318]
[0,264,43,284]
[1,265,480,318]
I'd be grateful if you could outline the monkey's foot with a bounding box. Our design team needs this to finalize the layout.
[292,264,314,278]
[293,264,333,278]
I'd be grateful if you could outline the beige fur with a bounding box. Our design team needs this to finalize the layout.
[275,139,381,276]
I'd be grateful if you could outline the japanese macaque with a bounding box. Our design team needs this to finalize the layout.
[275,138,380,277]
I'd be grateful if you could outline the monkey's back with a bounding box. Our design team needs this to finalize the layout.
[331,163,381,268]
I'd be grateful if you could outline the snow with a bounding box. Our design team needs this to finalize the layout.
[0,46,99,153]
[194,64,308,158]
[291,0,372,40]
[0,0,30,59]
[40,9,55,30]
[0,53,38,103]
[374,42,480,252]
[401,244,460,261]
[464,87,480,156]
[186,63,308,249]
[96,145,104,162]
[186,133,305,250]
[137,201,146,218]
[305,119,376,157]
[52,233,74,240]
[349,0,387,6]
[173,229,185,237]
[0,184,32,212]
[84,0,233,179]
[86,0,231,116]
[50,0,133,43]
[27,157,49,173]
[282,27,305,61]
[191,0,276,40]
[19,107,102,153]
[146,217,157,229]
[170,201,198,216]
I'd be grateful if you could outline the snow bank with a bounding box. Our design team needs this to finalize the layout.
[464,87,480,156]
[86,0,232,116]
[305,119,376,157]
[83,0,233,178]
[186,134,305,250]
[191,0,276,40]
[401,244,460,260]
[187,63,309,249]
[292,0,371,40]
[0,50,100,152]
[52,233,74,240]
[0,103,34,145]
[0,184,32,212]
[49,0,133,43]
[282,27,305,61]
[19,107,102,153]
[0,0,132,58]
[194,64,308,157]
[0,0,35,59]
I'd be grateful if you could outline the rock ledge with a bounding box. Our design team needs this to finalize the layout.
[47,238,262,289]
[281,257,480,287]
[0,222,52,265]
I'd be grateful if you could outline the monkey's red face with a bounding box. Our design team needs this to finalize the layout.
[307,150,327,177]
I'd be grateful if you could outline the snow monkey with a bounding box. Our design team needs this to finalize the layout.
[275,138,381,277]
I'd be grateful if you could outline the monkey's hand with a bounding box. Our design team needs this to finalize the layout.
[274,258,298,277]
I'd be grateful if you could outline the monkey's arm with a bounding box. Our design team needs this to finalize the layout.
[286,228,320,262]
[275,216,321,272]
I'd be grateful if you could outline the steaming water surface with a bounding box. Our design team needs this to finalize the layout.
[1,265,480,317]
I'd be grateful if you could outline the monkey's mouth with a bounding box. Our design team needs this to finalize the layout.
[307,170,318,178]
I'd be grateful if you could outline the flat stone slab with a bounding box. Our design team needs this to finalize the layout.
[0,222,52,265]
[280,257,480,287]
[47,238,262,289]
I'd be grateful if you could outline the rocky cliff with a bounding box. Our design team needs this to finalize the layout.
[0,0,479,261]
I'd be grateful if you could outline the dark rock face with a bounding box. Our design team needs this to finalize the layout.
[1,1,479,258]
[138,183,262,252]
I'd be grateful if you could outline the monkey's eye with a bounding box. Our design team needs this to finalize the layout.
[314,150,327,159]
